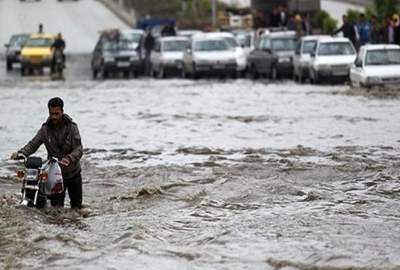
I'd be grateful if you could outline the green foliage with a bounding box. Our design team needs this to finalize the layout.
[346,9,361,24]
[313,10,330,27]
[323,17,337,34]
[374,0,397,20]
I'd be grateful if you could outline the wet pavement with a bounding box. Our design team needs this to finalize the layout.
[1,56,400,269]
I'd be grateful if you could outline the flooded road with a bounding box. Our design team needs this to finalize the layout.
[1,57,400,269]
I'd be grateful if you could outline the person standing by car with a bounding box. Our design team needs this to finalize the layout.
[51,33,66,73]
[38,23,44,34]
[334,15,356,47]
[11,97,83,209]
[144,29,155,76]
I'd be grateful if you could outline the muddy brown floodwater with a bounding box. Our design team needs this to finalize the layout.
[0,62,400,269]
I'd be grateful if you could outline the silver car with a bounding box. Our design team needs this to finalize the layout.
[293,35,328,83]
[182,35,237,78]
[150,36,189,78]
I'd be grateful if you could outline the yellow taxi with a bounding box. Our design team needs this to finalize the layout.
[20,33,55,75]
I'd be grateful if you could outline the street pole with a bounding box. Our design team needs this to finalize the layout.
[212,0,217,28]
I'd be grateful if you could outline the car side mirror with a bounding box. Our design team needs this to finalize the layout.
[4,43,9,48]
[355,62,362,67]
[310,52,316,58]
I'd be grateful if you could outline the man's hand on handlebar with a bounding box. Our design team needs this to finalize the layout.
[60,158,70,167]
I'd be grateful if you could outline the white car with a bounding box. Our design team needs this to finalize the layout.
[201,32,247,74]
[293,35,328,83]
[350,44,400,88]
[308,37,357,84]
[150,36,189,78]
[177,30,204,39]
[182,35,237,78]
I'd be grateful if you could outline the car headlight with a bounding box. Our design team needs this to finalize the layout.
[104,56,115,63]
[278,57,291,63]
[367,76,382,84]
[130,55,138,62]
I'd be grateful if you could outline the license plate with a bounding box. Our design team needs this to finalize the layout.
[213,64,224,69]
[117,62,130,67]
[31,57,41,64]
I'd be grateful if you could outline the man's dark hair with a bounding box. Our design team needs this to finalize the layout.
[48,97,64,109]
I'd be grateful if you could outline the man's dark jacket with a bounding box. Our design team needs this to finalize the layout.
[334,22,356,45]
[18,114,83,179]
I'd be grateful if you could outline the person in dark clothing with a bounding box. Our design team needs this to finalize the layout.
[161,23,176,37]
[369,15,381,44]
[334,15,356,46]
[143,29,155,76]
[51,33,66,73]
[278,5,288,27]
[38,23,44,34]
[11,97,83,209]
[270,6,280,27]
[302,13,313,36]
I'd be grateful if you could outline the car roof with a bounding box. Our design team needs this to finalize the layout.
[302,35,330,41]
[160,36,189,42]
[318,36,351,43]
[191,34,226,42]
[30,33,56,39]
[202,32,235,38]
[361,44,400,50]
[120,29,144,34]
[263,30,296,38]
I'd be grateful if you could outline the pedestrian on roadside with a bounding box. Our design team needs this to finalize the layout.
[38,23,44,34]
[369,15,381,44]
[11,97,83,209]
[357,14,371,46]
[334,15,357,48]
[144,29,155,76]
[302,13,313,36]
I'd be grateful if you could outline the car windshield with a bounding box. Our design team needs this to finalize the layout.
[103,39,132,51]
[318,42,355,55]
[10,35,29,47]
[365,49,400,65]
[122,32,142,43]
[302,40,317,54]
[163,40,188,52]
[24,38,53,48]
[194,39,229,51]
[271,38,296,52]
[224,37,239,47]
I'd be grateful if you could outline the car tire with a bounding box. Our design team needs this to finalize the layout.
[270,65,278,80]
[158,66,165,79]
[181,66,187,79]
[250,65,258,79]
[6,61,12,71]
[101,68,108,80]
[21,66,25,76]
[92,69,98,79]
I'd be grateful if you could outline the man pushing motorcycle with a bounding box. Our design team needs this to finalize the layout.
[11,97,83,209]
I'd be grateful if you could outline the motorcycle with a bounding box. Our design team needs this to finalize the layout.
[51,49,65,80]
[16,154,64,208]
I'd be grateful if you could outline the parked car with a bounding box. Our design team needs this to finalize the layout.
[150,36,189,78]
[202,32,247,75]
[293,35,328,83]
[182,35,237,78]
[247,30,297,79]
[91,30,143,79]
[350,44,400,88]
[177,30,203,39]
[20,33,55,75]
[4,33,30,71]
[308,37,357,84]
